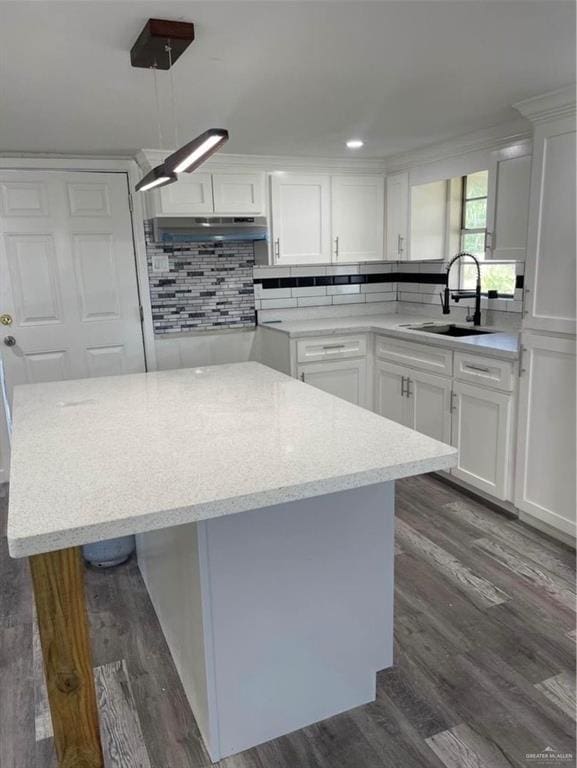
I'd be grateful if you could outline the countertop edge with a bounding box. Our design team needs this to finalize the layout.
[8,450,457,559]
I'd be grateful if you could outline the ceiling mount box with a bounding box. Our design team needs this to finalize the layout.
[130,19,195,70]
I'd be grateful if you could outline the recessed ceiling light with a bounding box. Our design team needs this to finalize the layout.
[346,139,364,149]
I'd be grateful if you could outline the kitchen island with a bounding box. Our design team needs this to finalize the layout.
[8,362,456,765]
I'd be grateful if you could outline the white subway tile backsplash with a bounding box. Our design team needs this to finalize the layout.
[359,262,394,274]
[290,266,328,277]
[326,264,360,275]
[332,293,366,304]
[297,296,332,307]
[361,282,396,293]
[291,286,328,298]
[256,287,292,299]
[327,284,360,295]
[260,298,298,309]
[365,292,396,303]
[253,266,290,278]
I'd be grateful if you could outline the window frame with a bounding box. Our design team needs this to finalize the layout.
[458,172,515,298]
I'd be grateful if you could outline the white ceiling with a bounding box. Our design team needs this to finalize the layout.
[0,1,575,158]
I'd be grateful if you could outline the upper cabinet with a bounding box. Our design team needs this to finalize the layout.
[331,176,384,262]
[385,172,408,260]
[148,171,266,218]
[270,174,331,264]
[269,173,384,265]
[523,116,576,334]
[485,148,531,260]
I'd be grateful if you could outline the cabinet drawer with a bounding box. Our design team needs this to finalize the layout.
[454,352,515,392]
[375,335,453,376]
[296,335,367,364]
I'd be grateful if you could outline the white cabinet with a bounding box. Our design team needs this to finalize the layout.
[515,333,576,537]
[158,172,214,215]
[486,149,531,261]
[298,358,368,407]
[523,116,576,334]
[451,381,513,501]
[150,171,265,217]
[212,173,264,215]
[331,176,384,262]
[270,174,331,265]
[408,369,452,445]
[409,179,449,261]
[374,361,452,443]
[385,172,408,260]
[374,360,411,427]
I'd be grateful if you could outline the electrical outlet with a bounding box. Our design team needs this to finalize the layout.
[152,255,169,273]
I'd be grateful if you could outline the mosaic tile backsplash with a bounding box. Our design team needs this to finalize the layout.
[145,221,256,335]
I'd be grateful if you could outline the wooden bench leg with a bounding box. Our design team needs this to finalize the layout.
[30,547,104,768]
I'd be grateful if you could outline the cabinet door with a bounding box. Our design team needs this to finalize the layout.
[331,176,384,262]
[409,180,449,261]
[451,381,513,500]
[385,172,408,260]
[515,333,576,537]
[298,358,367,407]
[270,174,331,264]
[212,173,264,215]
[524,118,576,333]
[486,150,531,260]
[406,370,452,444]
[157,172,214,215]
[374,360,411,427]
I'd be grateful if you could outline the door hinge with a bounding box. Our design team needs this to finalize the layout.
[139,305,144,323]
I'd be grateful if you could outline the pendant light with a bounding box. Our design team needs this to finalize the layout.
[131,19,229,192]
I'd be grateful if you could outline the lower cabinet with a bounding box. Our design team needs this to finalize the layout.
[451,381,513,500]
[374,361,452,443]
[515,333,576,537]
[298,358,368,407]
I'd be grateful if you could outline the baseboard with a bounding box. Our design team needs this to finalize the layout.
[518,511,576,550]
[432,471,518,519]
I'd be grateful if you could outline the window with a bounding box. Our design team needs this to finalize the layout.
[459,170,516,296]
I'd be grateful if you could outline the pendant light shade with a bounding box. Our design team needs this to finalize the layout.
[164,128,229,174]
[135,164,177,192]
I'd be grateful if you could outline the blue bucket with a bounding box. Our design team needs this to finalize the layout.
[82,536,135,568]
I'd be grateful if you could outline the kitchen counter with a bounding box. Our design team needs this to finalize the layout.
[9,360,456,762]
[8,361,455,557]
[260,313,520,360]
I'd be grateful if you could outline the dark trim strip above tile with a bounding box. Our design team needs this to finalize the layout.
[255,270,447,290]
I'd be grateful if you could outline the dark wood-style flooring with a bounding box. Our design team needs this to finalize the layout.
[1,475,575,767]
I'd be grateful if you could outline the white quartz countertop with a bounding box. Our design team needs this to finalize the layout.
[260,313,520,360]
[8,362,456,558]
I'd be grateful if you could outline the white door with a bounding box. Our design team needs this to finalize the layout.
[331,176,384,262]
[156,172,214,216]
[298,358,367,407]
[451,380,513,500]
[374,360,411,426]
[212,173,264,215]
[515,333,576,537]
[385,172,408,260]
[524,117,576,334]
[0,170,146,406]
[486,149,531,261]
[406,370,452,444]
[270,174,331,265]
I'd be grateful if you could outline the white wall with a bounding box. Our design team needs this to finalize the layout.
[155,331,257,371]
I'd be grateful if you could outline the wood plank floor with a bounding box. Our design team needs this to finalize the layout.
[1,475,575,768]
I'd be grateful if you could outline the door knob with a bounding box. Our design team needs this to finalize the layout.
[0,314,12,326]
[3,336,16,347]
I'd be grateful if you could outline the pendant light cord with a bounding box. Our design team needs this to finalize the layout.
[166,41,179,149]
[152,63,164,150]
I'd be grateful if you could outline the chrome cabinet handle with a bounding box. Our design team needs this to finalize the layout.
[3,336,16,347]
[322,344,346,351]
[274,238,280,257]
[334,236,339,259]
[484,230,493,254]
[401,376,406,397]
[397,234,404,257]
[518,346,527,377]
[406,377,412,398]
[450,391,457,412]
[465,363,491,373]
[300,372,305,382]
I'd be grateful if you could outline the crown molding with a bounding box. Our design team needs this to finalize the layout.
[513,85,576,124]
[136,149,386,175]
[384,118,532,173]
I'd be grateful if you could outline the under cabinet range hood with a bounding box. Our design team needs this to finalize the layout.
[153,216,268,243]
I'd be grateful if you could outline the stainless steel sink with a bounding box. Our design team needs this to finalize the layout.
[406,323,496,337]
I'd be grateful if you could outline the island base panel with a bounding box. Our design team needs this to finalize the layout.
[29,547,104,768]
[137,482,395,762]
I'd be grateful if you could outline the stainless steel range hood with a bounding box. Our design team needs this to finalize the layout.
[153,216,268,243]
